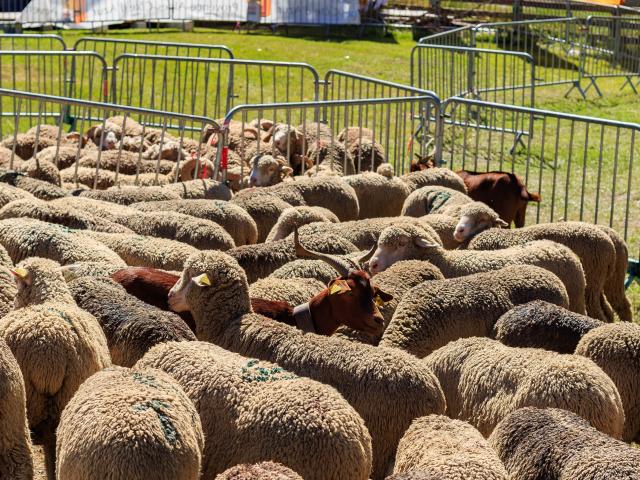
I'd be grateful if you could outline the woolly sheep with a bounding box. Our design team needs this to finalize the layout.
[56,366,204,480]
[369,228,586,314]
[492,300,603,353]
[0,218,125,267]
[166,251,446,479]
[0,336,33,480]
[466,221,618,322]
[0,257,111,478]
[0,198,133,234]
[68,276,195,367]
[138,341,373,480]
[420,214,462,249]
[269,259,340,284]
[401,168,467,193]
[18,158,61,186]
[343,172,410,219]
[575,322,640,441]
[391,415,508,479]
[489,407,640,479]
[348,141,386,173]
[304,141,355,176]
[0,182,35,208]
[379,265,569,358]
[79,231,198,271]
[231,190,295,242]
[249,277,325,307]
[60,261,122,280]
[215,462,302,480]
[598,225,632,322]
[0,246,16,318]
[298,121,333,146]
[248,154,293,187]
[77,149,175,175]
[401,185,474,217]
[266,206,338,242]
[0,171,68,200]
[163,178,233,200]
[425,337,624,438]
[35,145,81,169]
[131,199,258,246]
[338,126,374,146]
[1,130,55,160]
[0,145,22,170]
[229,231,359,283]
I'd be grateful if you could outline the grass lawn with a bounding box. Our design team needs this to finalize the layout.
[3,26,639,319]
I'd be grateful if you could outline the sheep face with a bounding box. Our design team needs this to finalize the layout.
[454,201,508,242]
[369,225,437,275]
[271,125,303,154]
[11,257,67,308]
[248,154,292,187]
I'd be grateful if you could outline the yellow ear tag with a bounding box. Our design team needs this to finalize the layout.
[193,273,211,287]
[10,267,28,279]
[329,279,351,295]
[374,295,386,307]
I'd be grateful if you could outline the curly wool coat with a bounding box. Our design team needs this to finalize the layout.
[56,366,204,480]
[425,337,624,438]
[489,407,640,479]
[214,462,303,480]
[391,415,508,479]
[379,265,569,358]
[137,341,373,480]
[171,251,446,479]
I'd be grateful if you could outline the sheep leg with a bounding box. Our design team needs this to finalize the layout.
[585,288,607,322]
[600,294,616,323]
[42,423,57,480]
[604,276,633,322]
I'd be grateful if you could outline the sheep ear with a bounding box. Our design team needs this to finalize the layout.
[192,273,212,287]
[496,219,509,228]
[65,132,81,143]
[374,287,393,305]
[10,267,28,279]
[415,238,439,249]
[328,279,351,295]
[281,166,293,176]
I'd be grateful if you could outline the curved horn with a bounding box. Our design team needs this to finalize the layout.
[293,228,353,277]
[357,243,378,265]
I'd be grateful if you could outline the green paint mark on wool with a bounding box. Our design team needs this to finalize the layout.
[54,224,73,234]
[430,191,452,213]
[132,372,159,389]
[47,307,74,329]
[132,399,178,445]
[241,359,297,383]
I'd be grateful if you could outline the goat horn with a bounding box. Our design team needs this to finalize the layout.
[293,228,353,277]
[357,243,378,265]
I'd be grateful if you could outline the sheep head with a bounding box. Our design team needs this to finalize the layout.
[11,257,74,308]
[453,201,508,242]
[369,224,441,275]
[248,154,292,187]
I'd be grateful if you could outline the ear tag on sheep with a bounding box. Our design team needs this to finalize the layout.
[10,267,28,279]
[329,280,351,295]
[193,273,211,287]
[374,295,387,307]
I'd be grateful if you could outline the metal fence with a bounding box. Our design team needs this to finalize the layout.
[0,88,215,187]
[438,97,639,244]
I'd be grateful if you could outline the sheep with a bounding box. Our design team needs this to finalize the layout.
[401,168,467,193]
[401,185,474,218]
[165,250,447,479]
[18,158,61,186]
[231,190,295,242]
[250,277,326,307]
[298,217,443,251]
[76,149,175,175]
[338,126,374,146]
[131,199,258,246]
[492,300,603,353]
[248,154,293,187]
[0,145,22,170]
[598,225,633,322]
[379,265,569,358]
[575,322,640,441]
[425,337,624,438]
[0,246,16,318]
[138,341,373,480]
[0,257,111,479]
[163,178,233,200]
[228,231,359,283]
[0,336,34,480]
[1,130,56,160]
[0,198,134,234]
[0,218,126,267]
[60,261,123,280]
[215,462,302,480]
[348,139,386,172]
[35,145,82,169]
[56,366,204,480]
[465,221,618,322]
[304,141,356,176]
[264,123,307,171]
[269,259,340,284]
[78,231,198,271]
[343,172,410,219]
[420,214,463,249]
[266,206,338,242]
[369,227,586,314]
[77,185,181,203]
[0,171,68,200]
[299,121,333,146]
[391,415,508,479]
[68,276,195,366]
[0,182,35,208]
[489,407,640,479]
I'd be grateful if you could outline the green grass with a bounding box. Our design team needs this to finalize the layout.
[3,26,639,320]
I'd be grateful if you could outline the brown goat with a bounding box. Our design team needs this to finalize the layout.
[457,170,541,227]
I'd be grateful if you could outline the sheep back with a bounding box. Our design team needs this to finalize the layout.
[215,462,303,480]
[249,277,325,306]
[56,366,204,480]
[269,259,339,284]
[401,168,467,193]
[231,190,294,243]
[343,172,409,219]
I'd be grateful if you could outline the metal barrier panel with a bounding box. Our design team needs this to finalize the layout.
[111,54,320,121]
[411,44,536,106]
[0,88,214,187]
[419,26,475,47]
[438,97,639,245]
[73,37,234,67]
[217,95,440,180]
[0,34,67,50]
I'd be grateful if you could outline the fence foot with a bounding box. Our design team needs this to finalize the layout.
[621,76,639,95]
[565,81,587,99]
[626,259,639,290]
[509,132,526,156]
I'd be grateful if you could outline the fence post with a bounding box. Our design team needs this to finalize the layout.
[613,10,622,66]
[431,0,442,19]
[513,0,523,21]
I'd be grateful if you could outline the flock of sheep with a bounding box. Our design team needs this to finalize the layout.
[0,111,637,480]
